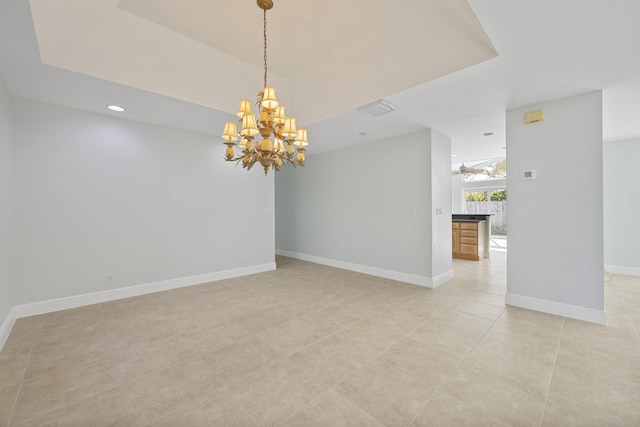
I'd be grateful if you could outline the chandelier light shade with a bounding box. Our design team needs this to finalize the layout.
[221,0,309,175]
[295,128,308,147]
[282,118,297,139]
[261,87,279,109]
[222,122,238,142]
[236,99,252,118]
[240,113,259,137]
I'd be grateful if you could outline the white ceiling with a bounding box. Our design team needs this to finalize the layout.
[1,0,639,164]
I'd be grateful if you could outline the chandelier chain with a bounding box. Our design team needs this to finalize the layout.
[263,8,268,88]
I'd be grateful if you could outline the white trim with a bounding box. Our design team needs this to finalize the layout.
[506,293,607,325]
[276,249,450,288]
[0,307,17,352]
[431,270,454,288]
[13,263,276,319]
[605,264,640,277]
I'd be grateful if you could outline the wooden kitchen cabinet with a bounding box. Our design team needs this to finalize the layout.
[452,220,486,261]
[452,222,461,257]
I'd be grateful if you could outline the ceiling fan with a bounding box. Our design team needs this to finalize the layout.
[451,163,486,176]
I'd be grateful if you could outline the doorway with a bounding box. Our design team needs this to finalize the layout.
[463,187,507,253]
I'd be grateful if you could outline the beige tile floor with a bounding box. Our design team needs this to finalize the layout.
[1,253,639,426]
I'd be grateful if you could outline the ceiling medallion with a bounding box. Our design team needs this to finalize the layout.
[221,0,309,175]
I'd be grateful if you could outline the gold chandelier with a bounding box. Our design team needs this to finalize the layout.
[221,0,309,175]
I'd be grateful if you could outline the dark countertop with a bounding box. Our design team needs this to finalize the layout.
[452,214,492,222]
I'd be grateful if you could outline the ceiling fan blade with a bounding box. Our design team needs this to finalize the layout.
[466,168,485,174]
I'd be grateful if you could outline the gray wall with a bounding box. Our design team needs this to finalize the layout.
[276,129,451,283]
[0,77,16,323]
[506,91,604,320]
[12,98,275,304]
[604,138,640,272]
[430,129,453,279]
[451,174,464,214]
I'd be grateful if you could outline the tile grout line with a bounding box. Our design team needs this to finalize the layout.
[277,289,466,426]
[124,391,135,427]
[276,292,443,425]
[6,349,32,427]
[620,283,640,341]
[426,306,513,426]
[10,315,127,426]
[113,308,197,427]
[273,394,316,427]
[102,330,134,427]
[365,271,510,427]
[332,301,455,426]
[217,374,262,427]
[538,316,566,427]
[437,305,505,384]
[259,284,432,367]
[108,345,130,427]
[404,389,438,426]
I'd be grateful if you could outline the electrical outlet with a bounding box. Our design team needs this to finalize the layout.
[106,274,113,284]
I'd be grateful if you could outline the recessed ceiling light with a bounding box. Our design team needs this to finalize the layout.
[482,132,494,137]
[107,105,125,112]
[451,154,457,157]
[358,132,367,136]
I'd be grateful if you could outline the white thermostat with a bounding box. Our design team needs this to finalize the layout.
[521,169,537,180]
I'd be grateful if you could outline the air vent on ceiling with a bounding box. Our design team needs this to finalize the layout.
[358,99,397,117]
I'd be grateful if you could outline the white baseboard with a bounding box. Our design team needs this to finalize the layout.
[506,293,607,325]
[0,307,17,352]
[276,249,451,288]
[432,270,454,288]
[13,263,276,319]
[605,264,640,277]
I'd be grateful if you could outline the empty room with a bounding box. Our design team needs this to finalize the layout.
[1,1,639,426]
